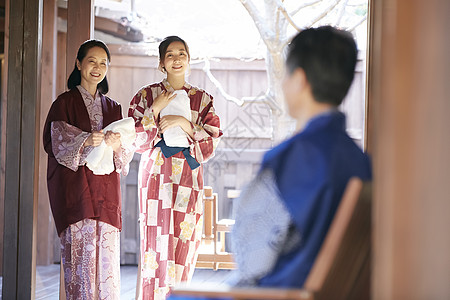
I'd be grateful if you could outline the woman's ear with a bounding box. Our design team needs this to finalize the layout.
[76,59,81,71]
[158,61,165,73]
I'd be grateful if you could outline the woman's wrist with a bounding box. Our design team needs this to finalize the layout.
[151,105,159,118]
[182,119,194,139]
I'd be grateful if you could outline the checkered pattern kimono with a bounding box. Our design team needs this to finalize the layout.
[129,79,221,299]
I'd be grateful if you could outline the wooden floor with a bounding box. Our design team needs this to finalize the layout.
[0,264,233,299]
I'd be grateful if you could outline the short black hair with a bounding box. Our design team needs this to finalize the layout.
[286,26,357,106]
[67,39,111,94]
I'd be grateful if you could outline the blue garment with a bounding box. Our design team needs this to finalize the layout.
[257,110,372,288]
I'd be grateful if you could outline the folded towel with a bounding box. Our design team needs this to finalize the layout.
[160,90,191,147]
[85,117,136,175]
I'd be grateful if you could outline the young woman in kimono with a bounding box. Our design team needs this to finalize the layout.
[43,39,132,299]
[128,36,222,299]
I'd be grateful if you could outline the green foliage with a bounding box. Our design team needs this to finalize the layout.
[354,5,368,16]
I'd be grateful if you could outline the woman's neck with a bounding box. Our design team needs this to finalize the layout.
[166,74,185,90]
[80,81,97,98]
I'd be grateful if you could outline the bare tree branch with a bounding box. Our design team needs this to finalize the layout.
[347,14,367,32]
[282,37,291,50]
[291,0,323,16]
[276,0,302,32]
[201,59,244,106]
[234,0,368,139]
[200,59,282,112]
[239,0,274,46]
[307,0,342,27]
[334,0,349,26]
[276,3,281,41]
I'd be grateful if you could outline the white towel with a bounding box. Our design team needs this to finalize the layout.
[85,117,136,175]
[160,89,191,147]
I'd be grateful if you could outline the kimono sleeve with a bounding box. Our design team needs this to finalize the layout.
[128,86,159,153]
[188,91,222,164]
[50,121,92,172]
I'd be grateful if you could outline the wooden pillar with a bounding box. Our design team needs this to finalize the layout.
[0,0,8,277]
[37,0,57,266]
[66,0,94,79]
[368,0,450,299]
[2,0,42,298]
[0,54,4,276]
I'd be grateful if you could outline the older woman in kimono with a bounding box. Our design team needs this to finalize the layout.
[43,39,133,300]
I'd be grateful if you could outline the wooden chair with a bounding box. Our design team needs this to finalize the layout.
[173,178,372,300]
[196,186,236,270]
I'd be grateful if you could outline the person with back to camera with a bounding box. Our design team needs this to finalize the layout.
[128,35,222,299]
[229,25,372,289]
[43,39,134,299]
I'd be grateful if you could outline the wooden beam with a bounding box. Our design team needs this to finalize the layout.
[95,15,144,42]
[2,0,42,298]
[65,0,94,79]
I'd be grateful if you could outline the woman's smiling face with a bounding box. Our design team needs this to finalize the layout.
[77,46,109,92]
[160,41,189,76]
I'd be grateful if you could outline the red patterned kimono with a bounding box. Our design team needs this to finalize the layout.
[129,79,221,299]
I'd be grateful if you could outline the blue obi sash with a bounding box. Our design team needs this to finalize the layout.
[155,137,200,170]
